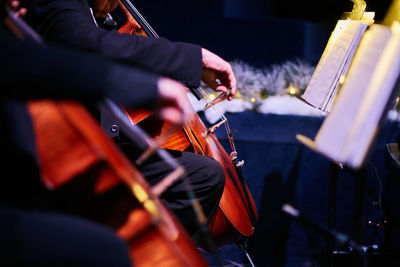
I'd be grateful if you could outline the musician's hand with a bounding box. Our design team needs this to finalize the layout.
[201,48,236,101]
[6,0,27,17]
[156,78,194,125]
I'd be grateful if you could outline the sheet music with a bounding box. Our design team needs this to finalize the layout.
[322,26,366,110]
[346,29,400,167]
[314,24,393,166]
[302,20,369,112]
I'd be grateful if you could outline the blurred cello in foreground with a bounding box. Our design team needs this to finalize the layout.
[28,100,209,267]
[113,0,258,251]
[4,7,209,266]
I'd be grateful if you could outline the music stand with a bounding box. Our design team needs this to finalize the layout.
[296,134,369,266]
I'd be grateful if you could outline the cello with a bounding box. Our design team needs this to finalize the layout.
[112,0,258,250]
[28,100,210,267]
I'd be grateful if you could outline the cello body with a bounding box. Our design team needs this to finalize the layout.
[28,100,209,267]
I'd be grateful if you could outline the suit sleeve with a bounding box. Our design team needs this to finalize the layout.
[0,27,159,109]
[28,0,202,88]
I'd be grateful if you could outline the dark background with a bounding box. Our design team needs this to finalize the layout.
[221,0,392,26]
[134,0,393,26]
[131,0,393,67]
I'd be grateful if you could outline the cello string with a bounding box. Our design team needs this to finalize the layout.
[197,91,257,224]
[121,0,159,37]
[198,88,237,153]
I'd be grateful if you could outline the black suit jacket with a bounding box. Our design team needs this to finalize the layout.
[0,24,162,207]
[23,0,203,88]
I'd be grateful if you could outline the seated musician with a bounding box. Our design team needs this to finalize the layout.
[0,1,195,265]
[21,0,237,238]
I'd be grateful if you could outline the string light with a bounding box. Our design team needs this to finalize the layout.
[287,85,300,96]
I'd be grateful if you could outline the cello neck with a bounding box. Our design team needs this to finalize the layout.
[117,0,158,37]
[3,7,43,43]
[116,0,204,99]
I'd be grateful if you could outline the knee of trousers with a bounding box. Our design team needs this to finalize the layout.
[204,158,226,197]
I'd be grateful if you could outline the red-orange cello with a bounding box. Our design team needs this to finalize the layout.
[28,100,209,267]
[115,0,258,249]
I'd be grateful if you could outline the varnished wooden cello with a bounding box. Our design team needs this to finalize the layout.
[29,100,210,267]
[112,0,258,249]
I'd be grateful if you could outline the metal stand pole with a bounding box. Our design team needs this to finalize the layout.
[327,162,340,267]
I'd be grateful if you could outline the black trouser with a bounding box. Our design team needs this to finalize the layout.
[118,140,226,237]
[0,207,131,267]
